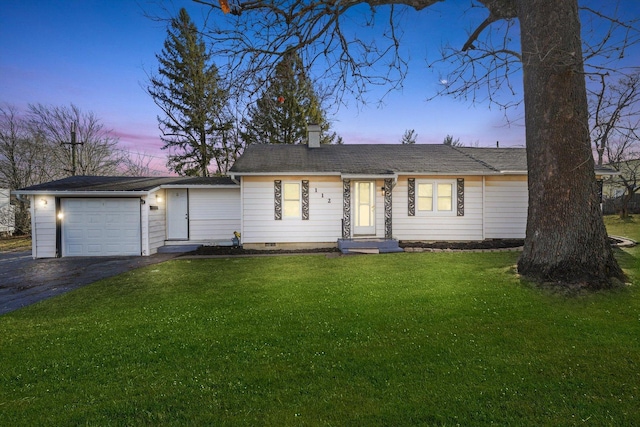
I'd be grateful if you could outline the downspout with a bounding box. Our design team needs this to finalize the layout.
[482,176,486,240]
[55,197,62,258]
[229,174,243,245]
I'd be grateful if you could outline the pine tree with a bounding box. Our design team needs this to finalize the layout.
[400,129,417,144]
[147,8,231,176]
[443,134,463,147]
[241,52,339,145]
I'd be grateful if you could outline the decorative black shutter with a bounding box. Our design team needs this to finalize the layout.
[274,180,282,220]
[457,178,464,216]
[302,180,309,220]
[408,178,415,216]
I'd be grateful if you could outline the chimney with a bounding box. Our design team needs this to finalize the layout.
[307,123,321,148]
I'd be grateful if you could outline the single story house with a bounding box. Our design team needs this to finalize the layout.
[13,176,240,258]
[228,142,532,251]
[14,132,614,257]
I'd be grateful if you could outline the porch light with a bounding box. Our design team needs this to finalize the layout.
[57,212,64,220]
[40,198,48,206]
[155,194,163,203]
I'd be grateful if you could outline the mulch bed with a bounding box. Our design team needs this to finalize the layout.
[187,246,341,256]
[188,239,526,256]
[400,239,525,250]
[187,237,633,256]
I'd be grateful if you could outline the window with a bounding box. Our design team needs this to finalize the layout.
[417,181,454,213]
[417,183,433,211]
[283,182,300,217]
[437,183,453,211]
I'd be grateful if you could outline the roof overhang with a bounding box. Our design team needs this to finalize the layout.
[231,171,343,177]
[497,170,528,175]
[12,190,150,197]
[12,183,240,198]
[340,173,398,180]
[160,184,239,189]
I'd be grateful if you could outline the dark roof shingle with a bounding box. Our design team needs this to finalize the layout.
[230,144,527,175]
[17,176,237,192]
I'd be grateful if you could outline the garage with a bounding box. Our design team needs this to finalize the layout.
[61,198,141,256]
[15,175,240,258]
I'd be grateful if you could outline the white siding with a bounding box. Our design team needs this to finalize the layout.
[484,176,528,238]
[242,176,342,244]
[32,195,56,258]
[188,188,241,240]
[148,189,166,254]
[393,176,484,241]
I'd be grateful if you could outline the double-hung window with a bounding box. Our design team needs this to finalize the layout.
[417,181,454,214]
[283,182,301,218]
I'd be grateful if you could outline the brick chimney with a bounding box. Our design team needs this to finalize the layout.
[307,123,321,148]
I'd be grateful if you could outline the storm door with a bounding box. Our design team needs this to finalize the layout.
[353,181,375,235]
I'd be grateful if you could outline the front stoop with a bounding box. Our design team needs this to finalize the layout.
[338,238,404,255]
[157,244,202,254]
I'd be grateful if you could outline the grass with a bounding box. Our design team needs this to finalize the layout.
[0,218,639,425]
[0,235,31,252]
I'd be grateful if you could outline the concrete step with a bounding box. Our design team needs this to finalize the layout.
[338,239,403,255]
[157,244,202,254]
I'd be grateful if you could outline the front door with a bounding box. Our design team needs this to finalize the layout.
[166,189,189,240]
[354,181,375,236]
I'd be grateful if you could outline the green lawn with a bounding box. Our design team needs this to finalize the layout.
[1,218,639,426]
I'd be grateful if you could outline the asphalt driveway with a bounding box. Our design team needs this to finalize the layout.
[0,251,180,315]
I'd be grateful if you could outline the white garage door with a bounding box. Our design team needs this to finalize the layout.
[61,198,141,256]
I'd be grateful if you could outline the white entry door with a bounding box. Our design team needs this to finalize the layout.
[166,189,189,240]
[354,181,376,236]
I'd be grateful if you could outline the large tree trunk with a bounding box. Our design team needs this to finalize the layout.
[515,0,624,287]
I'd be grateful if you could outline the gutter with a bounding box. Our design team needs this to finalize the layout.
[12,190,151,197]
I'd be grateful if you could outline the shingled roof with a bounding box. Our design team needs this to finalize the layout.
[230,144,528,176]
[16,176,237,193]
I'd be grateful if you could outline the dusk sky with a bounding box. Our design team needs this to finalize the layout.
[2,1,638,174]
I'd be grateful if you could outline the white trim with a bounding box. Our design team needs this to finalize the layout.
[160,184,239,189]
[482,176,486,240]
[415,179,457,216]
[341,173,398,180]
[13,183,240,197]
[232,172,342,178]
[13,190,150,197]
[282,181,302,219]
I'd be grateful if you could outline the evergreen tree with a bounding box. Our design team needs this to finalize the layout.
[443,134,463,147]
[400,129,417,144]
[147,8,231,176]
[241,52,339,145]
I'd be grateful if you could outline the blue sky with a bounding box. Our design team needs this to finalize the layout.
[1,1,637,174]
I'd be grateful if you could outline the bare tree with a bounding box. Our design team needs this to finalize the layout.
[604,137,640,219]
[27,103,124,177]
[590,73,640,167]
[588,72,640,218]
[192,0,639,288]
[120,151,164,177]
[0,104,50,234]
